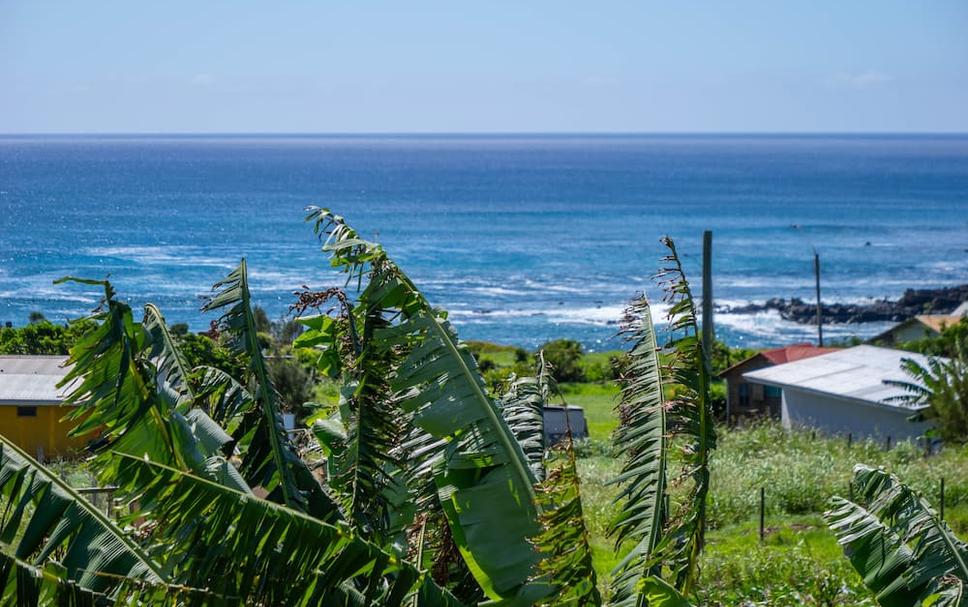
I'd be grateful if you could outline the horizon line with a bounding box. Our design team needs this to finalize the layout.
[2,130,968,137]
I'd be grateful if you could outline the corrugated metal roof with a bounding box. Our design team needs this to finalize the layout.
[0,355,74,405]
[743,345,933,410]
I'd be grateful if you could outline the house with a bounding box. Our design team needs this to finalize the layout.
[719,344,836,420]
[543,405,588,444]
[0,355,91,460]
[871,312,964,346]
[743,345,933,441]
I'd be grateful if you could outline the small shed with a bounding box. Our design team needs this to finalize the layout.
[543,405,588,445]
[719,344,836,420]
[0,355,90,460]
[743,345,932,441]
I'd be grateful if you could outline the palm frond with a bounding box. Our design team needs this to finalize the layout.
[112,452,420,606]
[824,464,968,607]
[0,435,164,595]
[606,293,669,605]
[308,207,546,602]
[202,260,338,520]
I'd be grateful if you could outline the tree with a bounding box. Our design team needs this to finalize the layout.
[0,318,97,355]
[540,338,586,383]
[886,342,968,443]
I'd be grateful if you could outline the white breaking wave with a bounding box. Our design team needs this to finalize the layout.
[85,245,235,268]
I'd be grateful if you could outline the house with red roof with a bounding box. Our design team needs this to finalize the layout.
[719,344,837,421]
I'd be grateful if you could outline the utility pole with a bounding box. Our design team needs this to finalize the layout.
[702,230,714,372]
[814,252,823,347]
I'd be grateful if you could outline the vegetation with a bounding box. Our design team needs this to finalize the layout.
[889,340,968,444]
[0,318,97,355]
[1,209,965,606]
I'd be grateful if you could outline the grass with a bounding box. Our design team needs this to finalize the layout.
[575,422,968,603]
[558,382,620,439]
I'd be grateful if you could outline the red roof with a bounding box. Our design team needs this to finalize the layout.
[760,343,837,365]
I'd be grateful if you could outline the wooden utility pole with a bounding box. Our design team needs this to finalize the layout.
[702,230,714,371]
[814,252,824,347]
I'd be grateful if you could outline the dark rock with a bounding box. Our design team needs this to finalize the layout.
[717,284,968,325]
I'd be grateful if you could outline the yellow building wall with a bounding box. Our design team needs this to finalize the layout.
[0,405,93,461]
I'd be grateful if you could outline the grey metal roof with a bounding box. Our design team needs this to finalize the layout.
[743,345,933,410]
[0,355,74,405]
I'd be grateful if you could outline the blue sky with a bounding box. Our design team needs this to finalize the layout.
[2,1,967,133]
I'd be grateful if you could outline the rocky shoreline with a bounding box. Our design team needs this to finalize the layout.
[717,284,968,325]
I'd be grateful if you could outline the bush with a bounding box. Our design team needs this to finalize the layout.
[540,339,585,383]
[0,319,98,355]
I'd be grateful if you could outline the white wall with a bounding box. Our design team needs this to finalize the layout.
[781,388,930,441]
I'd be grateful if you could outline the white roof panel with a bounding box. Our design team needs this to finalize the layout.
[0,355,74,404]
[743,345,933,410]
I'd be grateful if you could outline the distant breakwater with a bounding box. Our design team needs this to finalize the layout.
[718,284,968,325]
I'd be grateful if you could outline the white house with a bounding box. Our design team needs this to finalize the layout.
[743,345,933,441]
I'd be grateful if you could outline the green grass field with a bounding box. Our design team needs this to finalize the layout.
[575,422,968,604]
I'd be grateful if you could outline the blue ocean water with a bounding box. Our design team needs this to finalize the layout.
[1,134,966,350]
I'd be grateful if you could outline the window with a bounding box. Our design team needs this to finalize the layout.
[765,385,782,399]
[17,406,37,417]
[738,382,750,406]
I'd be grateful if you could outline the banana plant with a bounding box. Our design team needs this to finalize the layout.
[54,277,248,492]
[825,464,968,607]
[305,207,547,604]
[530,373,600,607]
[0,435,164,595]
[606,237,716,603]
[3,208,736,605]
[202,260,340,521]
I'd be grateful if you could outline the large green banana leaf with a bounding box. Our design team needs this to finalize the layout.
[308,208,547,603]
[606,294,668,605]
[202,260,339,521]
[825,464,968,607]
[55,278,249,493]
[0,435,164,595]
[112,452,421,606]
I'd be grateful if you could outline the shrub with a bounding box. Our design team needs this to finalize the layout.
[540,338,586,383]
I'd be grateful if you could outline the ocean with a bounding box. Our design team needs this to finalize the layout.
[1,134,966,350]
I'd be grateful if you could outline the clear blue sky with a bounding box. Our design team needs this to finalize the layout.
[2,1,967,133]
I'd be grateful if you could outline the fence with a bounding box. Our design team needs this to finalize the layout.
[76,485,118,517]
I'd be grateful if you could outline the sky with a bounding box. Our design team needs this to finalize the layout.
[2,1,967,133]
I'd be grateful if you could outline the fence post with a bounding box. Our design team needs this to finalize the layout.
[940,477,945,522]
[759,487,765,543]
[885,435,892,451]
[847,432,852,448]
